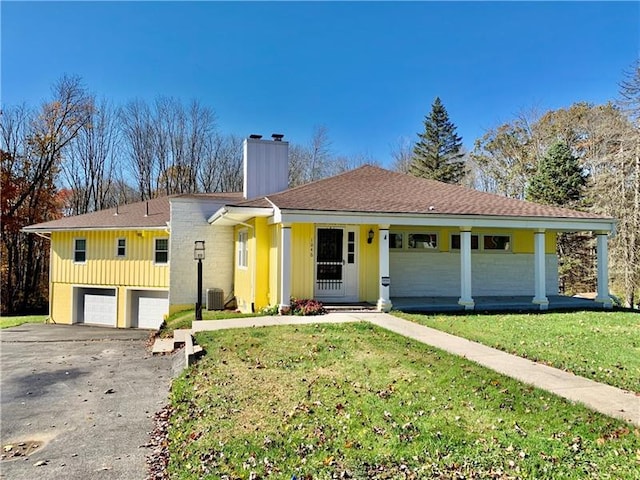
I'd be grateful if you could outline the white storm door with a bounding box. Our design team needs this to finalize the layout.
[315,228,345,297]
[315,227,358,301]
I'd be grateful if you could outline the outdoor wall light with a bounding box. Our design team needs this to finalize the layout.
[194,240,205,260]
[368,229,375,244]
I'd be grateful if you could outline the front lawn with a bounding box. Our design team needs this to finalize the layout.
[168,323,639,479]
[159,309,258,337]
[395,311,640,393]
[0,315,48,329]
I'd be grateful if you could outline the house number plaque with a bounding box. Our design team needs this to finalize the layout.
[381,276,391,287]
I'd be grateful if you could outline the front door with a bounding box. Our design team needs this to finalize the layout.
[315,227,358,301]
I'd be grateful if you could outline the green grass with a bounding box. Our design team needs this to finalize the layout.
[159,309,260,337]
[395,311,640,393]
[168,323,640,479]
[0,315,48,329]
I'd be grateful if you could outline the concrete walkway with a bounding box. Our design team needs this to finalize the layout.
[189,312,640,427]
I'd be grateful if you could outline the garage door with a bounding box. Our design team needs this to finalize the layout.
[84,293,117,327]
[137,295,169,329]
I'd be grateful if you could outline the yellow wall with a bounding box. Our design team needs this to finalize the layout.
[50,282,72,325]
[291,223,315,299]
[51,230,169,287]
[254,218,270,310]
[268,224,280,307]
[359,225,380,303]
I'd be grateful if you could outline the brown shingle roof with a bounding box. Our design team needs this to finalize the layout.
[23,193,243,232]
[237,165,610,220]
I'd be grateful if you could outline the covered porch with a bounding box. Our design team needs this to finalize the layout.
[391,295,603,313]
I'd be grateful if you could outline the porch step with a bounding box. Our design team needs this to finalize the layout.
[324,303,377,313]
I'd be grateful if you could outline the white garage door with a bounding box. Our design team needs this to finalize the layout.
[137,296,169,329]
[84,294,117,327]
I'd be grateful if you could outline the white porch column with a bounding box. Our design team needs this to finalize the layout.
[458,228,474,310]
[595,232,613,308]
[532,230,549,310]
[377,226,392,312]
[279,225,292,313]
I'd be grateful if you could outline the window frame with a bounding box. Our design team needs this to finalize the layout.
[407,232,439,251]
[237,229,248,269]
[74,238,87,264]
[116,238,126,258]
[389,231,439,252]
[389,232,404,250]
[154,237,169,265]
[482,234,512,252]
[450,233,512,253]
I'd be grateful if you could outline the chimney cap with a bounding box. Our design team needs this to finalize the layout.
[249,134,262,139]
[271,133,284,141]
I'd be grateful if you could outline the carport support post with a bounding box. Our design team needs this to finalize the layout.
[377,226,392,312]
[595,232,613,308]
[532,230,549,310]
[279,225,292,314]
[457,228,475,310]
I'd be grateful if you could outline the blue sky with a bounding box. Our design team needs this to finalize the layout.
[1,1,638,166]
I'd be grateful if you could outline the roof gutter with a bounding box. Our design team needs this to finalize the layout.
[22,225,170,234]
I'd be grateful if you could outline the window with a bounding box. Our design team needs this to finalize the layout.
[237,230,248,268]
[347,231,355,264]
[389,232,404,249]
[116,238,126,257]
[408,233,438,250]
[74,238,86,263]
[450,233,511,252]
[484,235,511,251]
[451,234,479,250]
[155,238,169,264]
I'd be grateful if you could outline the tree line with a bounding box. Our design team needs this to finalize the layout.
[2,63,638,314]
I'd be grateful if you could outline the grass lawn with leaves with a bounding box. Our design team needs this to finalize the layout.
[168,323,639,479]
[0,315,47,329]
[159,309,259,337]
[395,311,640,393]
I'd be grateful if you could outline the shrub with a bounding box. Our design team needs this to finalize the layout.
[290,298,326,316]
[260,304,280,316]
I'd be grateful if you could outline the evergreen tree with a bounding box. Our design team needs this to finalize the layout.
[526,140,587,206]
[409,97,466,184]
[526,140,590,295]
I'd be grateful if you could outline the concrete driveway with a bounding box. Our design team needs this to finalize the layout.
[0,323,176,480]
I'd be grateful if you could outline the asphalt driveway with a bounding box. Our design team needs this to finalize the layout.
[0,323,176,480]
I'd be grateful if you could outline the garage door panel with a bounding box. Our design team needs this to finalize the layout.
[137,296,169,329]
[84,294,117,327]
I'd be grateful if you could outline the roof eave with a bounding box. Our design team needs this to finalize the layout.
[208,206,274,226]
[22,225,169,233]
[272,209,616,232]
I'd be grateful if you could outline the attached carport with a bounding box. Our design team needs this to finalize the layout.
[128,289,169,329]
[73,287,117,327]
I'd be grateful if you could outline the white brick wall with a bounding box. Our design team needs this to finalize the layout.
[390,252,558,297]
[168,199,235,308]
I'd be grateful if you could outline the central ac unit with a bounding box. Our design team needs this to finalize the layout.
[206,288,224,311]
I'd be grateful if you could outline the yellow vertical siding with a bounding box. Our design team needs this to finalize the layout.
[254,217,270,311]
[359,225,379,303]
[50,230,169,287]
[117,287,128,328]
[291,223,314,299]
